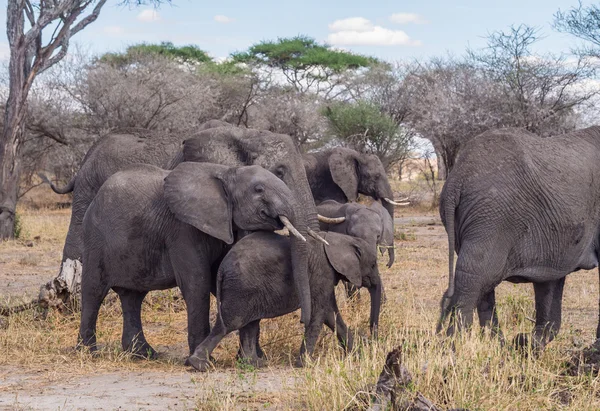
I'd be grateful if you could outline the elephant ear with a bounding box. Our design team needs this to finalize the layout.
[323,232,363,288]
[164,162,234,244]
[329,148,359,202]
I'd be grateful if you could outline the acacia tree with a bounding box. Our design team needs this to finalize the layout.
[231,35,376,100]
[0,0,171,240]
[322,100,415,171]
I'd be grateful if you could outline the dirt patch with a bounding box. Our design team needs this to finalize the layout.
[0,366,296,410]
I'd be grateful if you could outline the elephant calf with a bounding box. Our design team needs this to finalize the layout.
[187,231,381,371]
[78,162,304,360]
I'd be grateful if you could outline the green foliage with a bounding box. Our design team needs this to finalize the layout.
[13,212,22,239]
[322,101,414,170]
[98,42,212,67]
[199,60,251,77]
[322,101,398,142]
[232,35,375,73]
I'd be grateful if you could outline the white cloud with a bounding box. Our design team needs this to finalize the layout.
[328,17,372,33]
[214,15,235,24]
[103,26,125,35]
[137,9,160,22]
[327,18,421,46]
[389,13,427,24]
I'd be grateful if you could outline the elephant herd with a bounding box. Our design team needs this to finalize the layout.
[43,120,404,370]
[43,120,600,371]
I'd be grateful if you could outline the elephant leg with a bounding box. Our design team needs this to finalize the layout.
[596,266,600,340]
[324,308,353,353]
[77,282,109,352]
[515,277,566,351]
[113,288,155,358]
[169,243,212,355]
[445,270,486,336]
[237,320,266,367]
[477,289,504,342]
[295,309,326,367]
[188,319,229,372]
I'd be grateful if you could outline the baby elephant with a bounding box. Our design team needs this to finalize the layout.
[318,199,394,300]
[318,200,395,267]
[187,231,381,371]
[78,162,304,359]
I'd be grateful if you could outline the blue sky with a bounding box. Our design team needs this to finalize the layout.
[0,0,594,62]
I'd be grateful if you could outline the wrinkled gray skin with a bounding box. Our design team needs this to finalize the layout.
[304,147,396,266]
[44,120,317,325]
[187,231,381,371]
[78,162,301,359]
[438,126,600,350]
[43,121,233,272]
[318,199,393,301]
[318,200,394,267]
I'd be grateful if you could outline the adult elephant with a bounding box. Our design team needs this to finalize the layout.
[437,126,600,350]
[41,121,317,325]
[41,121,234,276]
[303,147,407,267]
[79,163,305,358]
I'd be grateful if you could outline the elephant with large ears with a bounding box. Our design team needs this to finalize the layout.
[437,126,600,350]
[42,121,317,326]
[318,200,395,268]
[78,162,305,358]
[187,231,381,371]
[41,121,234,274]
[318,199,393,302]
[304,147,407,268]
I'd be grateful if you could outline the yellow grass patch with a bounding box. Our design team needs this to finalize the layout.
[0,206,599,409]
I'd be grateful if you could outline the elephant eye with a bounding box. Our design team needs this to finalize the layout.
[254,184,265,193]
[274,166,285,178]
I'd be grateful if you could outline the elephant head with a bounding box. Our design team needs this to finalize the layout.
[323,232,382,334]
[181,127,318,324]
[164,163,304,244]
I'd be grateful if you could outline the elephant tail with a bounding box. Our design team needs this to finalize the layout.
[436,184,459,333]
[38,173,75,194]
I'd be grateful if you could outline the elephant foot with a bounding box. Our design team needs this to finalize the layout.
[127,341,157,359]
[294,353,312,368]
[187,354,213,372]
[76,338,99,356]
[185,355,215,367]
[512,332,545,354]
[236,350,266,368]
[238,355,266,369]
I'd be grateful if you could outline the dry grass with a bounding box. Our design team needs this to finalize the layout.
[1,200,600,409]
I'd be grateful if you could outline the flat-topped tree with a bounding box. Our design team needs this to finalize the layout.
[0,0,172,240]
[232,35,377,99]
[99,41,212,67]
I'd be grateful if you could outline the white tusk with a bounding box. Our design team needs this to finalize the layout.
[279,216,306,242]
[308,228,329,245]
[274,228,290,236]
[318,214,346,224]
[384,197,410,206]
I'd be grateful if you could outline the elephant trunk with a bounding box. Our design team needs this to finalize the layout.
[386,246,395,269]
[289,179,319,325]
[369,282,382,338]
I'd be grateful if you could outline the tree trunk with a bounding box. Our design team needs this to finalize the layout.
[0,61,28,240]
[0,131,21,239]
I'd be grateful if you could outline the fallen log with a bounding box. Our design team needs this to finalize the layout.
[369,347,467,411]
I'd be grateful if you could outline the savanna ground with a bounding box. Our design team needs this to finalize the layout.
[1,183,600,410]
